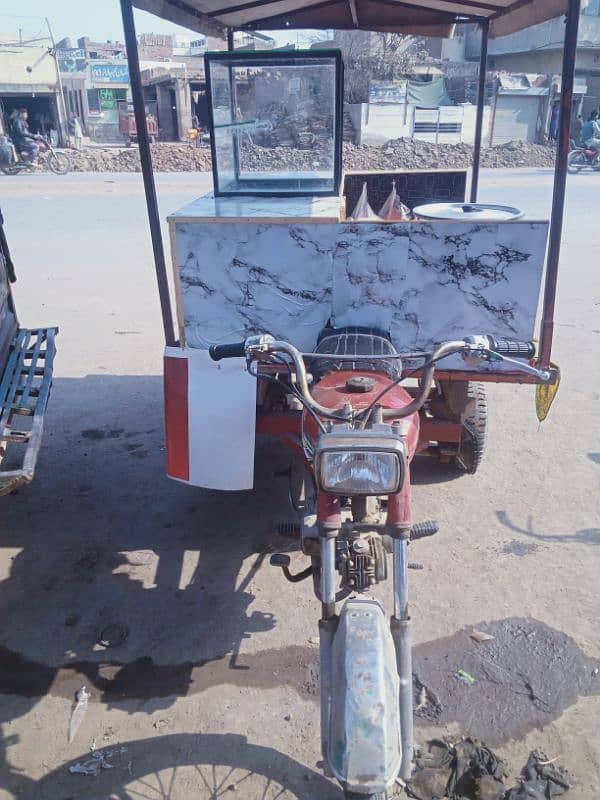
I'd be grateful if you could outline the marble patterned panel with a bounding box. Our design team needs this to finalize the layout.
[392,221,549,352]
[176,222,336,352]
[174,218,549,372]
[332,223,411,332]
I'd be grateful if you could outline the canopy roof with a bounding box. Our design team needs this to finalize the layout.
[132,0,579,40]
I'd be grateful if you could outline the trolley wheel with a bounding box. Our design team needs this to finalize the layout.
[452,382,488,474]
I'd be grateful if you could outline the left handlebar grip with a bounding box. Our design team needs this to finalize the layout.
[209,341,246,361]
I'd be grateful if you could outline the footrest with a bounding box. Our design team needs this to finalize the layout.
[0,327,58,495]
[410,520,440,540]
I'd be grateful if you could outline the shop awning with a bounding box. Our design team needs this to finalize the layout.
[132,0,585,40]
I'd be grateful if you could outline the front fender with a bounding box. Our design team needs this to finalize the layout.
[327,597,401,795]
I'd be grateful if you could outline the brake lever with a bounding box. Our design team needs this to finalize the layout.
[244,334,275,360]
[462,341,552,382]
[486,350,552,382]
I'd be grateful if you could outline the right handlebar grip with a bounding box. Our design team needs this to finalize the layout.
[487,336,536,359]
[209,341,246,361]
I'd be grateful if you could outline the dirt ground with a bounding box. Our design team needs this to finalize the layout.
[0,170,598,799]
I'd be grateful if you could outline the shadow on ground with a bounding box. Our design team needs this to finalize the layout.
[2,374,595,797]
[496,510,600,546]
[12,732,339,800]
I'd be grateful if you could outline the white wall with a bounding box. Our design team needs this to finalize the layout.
[459,106,492,145]
[0,47,58,87]
[360,103,412,144]
[353,101,492,146]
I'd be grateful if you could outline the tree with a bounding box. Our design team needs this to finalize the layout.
[333,31,430,103]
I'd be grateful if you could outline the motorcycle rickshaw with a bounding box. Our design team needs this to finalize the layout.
[0,209,57,495]
[118,101,158,146]
[119,0,577,796]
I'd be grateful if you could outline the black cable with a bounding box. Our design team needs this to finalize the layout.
[258,355,351,424]
[355,352,444,421]
[253,368,328,434]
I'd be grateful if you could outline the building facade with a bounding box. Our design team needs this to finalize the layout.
[0,44,66,143]
[466,7,600,117]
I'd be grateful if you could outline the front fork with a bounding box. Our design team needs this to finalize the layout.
[391,536,413,781]
[317,487,414,782]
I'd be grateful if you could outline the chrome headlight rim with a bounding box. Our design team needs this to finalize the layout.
[316,447,403,495]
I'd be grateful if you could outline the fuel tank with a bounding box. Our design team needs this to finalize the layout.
[307,370,420,461]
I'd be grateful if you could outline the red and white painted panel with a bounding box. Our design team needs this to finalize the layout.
[164,347,257,490]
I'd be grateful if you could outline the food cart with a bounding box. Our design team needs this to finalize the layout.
[119,0,580,795]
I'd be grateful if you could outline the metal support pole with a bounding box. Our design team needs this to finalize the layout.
[119,0,176,347]
[227,27,235,51]
[539,0,581,367]
[470,18,489,203]
[46,18,69,147]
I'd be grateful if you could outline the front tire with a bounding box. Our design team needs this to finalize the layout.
[47,151,71,174]
[567,150,586,174]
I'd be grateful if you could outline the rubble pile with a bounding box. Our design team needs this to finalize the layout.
[69,144,212,173]
[239,142,334,172]
[344,137,557,170]
[62,137,556,174]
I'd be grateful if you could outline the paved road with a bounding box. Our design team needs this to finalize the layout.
[0,169,599,799]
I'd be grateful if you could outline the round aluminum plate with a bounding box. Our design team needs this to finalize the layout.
[412,202,524,221]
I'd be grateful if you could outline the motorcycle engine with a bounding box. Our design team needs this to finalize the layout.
[337,533,387,591]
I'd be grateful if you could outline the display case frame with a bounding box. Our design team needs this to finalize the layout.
[204,48,344,198]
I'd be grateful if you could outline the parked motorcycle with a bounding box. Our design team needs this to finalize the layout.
[210,330,551,799]
[0,137,71,176]
[567,144,600,173]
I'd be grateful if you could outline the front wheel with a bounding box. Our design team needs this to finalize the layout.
[47,151,71,174]
[567,149,587,174]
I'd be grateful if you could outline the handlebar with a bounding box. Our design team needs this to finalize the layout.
[209,341,246,361]
[484,336,536,360]
[207,334,548,421]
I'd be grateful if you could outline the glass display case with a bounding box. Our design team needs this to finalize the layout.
[204,49,343,197]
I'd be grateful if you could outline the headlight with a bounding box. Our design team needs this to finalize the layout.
[314,424,407,496]
[319,450,401,494]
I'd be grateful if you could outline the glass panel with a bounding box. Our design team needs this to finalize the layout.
[206,52,341,196]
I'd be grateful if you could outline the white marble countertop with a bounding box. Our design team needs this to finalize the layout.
[169,192,546,226]
[168,193,342,224]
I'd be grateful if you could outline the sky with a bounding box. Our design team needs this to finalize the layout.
[0,1,317,47]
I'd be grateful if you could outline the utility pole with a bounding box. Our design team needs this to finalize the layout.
[45,17,69,147]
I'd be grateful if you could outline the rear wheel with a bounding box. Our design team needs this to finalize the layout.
[452,382,487,474]
[0,164,20,175]
[567,150,587,173]
[47,151,71,174]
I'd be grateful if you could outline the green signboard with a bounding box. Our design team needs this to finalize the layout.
[99,89,116,110]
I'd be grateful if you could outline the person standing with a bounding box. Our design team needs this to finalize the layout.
[69,112,83,150]
[548,101,560,142]
[571,112,583,144]
[73,114,83,150]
